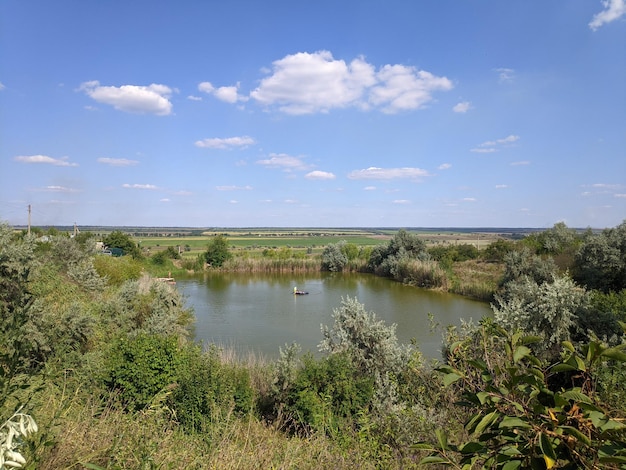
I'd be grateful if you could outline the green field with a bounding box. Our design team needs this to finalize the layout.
[133,227,505,258]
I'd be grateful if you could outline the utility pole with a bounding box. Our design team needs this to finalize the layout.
[27,204,31,236]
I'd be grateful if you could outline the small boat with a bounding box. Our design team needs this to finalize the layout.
[294,290,309,295]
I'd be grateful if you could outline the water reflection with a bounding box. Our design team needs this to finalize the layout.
[176,272,491,360]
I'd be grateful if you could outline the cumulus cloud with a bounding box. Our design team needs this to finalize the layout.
[97,157,139,166]
[438,163,452,170]
[14,155,78,167]
[347,167,431,180]
[256,153,313,171]
[198,81,246,103]
[453,101,471,113]
[305,170,336,180]
[122,183,159,190]
[195,136,255,149]
[79,81,173,115]
[590,0,626,30]
[471,134,520,153]
[250,51,452,114]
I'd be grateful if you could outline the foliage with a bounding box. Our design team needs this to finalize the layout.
[320,297,411,380]
[282,352,374,434]
[93,255,143,286]
[102,230,142,259]
[483,239,517,263]
[0,408,38,469]
[493,275,588,355]
[417,323,626,469]
[104,333,184,411]
[391,257,447,288]
[500,247,558,286]
[321,242,349,272]
[204,235,233,268]
[429,243,479,266]
[367,229,429,277]
[170,344,254,433]
[574,220,626,293]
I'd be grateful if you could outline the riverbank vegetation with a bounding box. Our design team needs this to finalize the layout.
[2,221,626,468]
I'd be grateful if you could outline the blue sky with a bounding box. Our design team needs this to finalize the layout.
[1,1,625,228]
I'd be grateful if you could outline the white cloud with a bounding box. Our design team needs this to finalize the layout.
[79,81,173,115]
[369,65,453,113]
[122,183,159,190]
[471,134,520,153]
[195,136,255,149]
[0,82,5,91]
[216,185,253,191]
[250,50,452,115]
[364,186,377,191]
[97,157,139,166]
[495,68,515,83]
[256,153,312,171]
[510,160,530,166]
[14,155,78,167]
[495,184,509,189]
[463,197,477,202]
[590,0,626,30]
[453,101,471,113]
[438,163,452,170]
[347,166,431,180]
[38,185,80,193]
[198,81,246,103]
[187,95,202,101]
[615,193,626,198]
[305,170,336,180]
[470,148,497,154]
[393,199,410,204]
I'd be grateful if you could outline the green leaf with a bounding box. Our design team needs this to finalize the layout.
[561,340,575,352]
[475,410,499,435]
[560,426,591,446]
[499,416,531,429]
[559,390,592,404]
[412,442,436,451]
[460,441,485,454]
[502,460,522,470]
[476,391,490,405]
[539,432,557,469]
[443,372,463,387]
[513,345,531,363]
[601,347,626,362]
[520,335,542,345]
[550,363,578,373]
[436,428,449,450]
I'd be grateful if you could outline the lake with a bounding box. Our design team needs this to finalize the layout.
[176,272,492,360]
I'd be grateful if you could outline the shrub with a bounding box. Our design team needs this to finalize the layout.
[104,333,184,411]
[171,345,254,432]
[321,242,348,272]
[204,235,232,267]
[417,325,626,469]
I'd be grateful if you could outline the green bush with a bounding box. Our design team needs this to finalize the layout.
[104,333,184,411]
[417,324,626,469]
[283,352,374,434]
[171,345,254,433]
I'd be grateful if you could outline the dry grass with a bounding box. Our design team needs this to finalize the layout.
[449,259,505,300]
[33,394,386,470]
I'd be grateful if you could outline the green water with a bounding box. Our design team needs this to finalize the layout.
[176,271,491,360]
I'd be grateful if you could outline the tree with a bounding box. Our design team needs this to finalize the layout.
[204,235,232,267]
[367,229,428,276]
[574,220,626,293]
[492,275,588,353]
[321,242,348,272]
[102,230,141,258]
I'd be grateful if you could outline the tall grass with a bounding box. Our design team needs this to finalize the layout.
[448,259,504,301]
[221,256,322,273]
